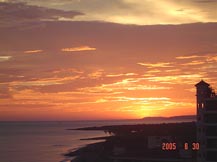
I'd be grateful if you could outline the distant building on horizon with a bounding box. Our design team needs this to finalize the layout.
[195,80,217,162]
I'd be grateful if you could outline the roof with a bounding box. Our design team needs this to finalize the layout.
[195,80,210,87]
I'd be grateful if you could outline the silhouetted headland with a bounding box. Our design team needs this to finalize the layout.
[141,115,196,121]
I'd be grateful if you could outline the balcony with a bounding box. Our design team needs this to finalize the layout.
[204,114,217,123]
[206,126,217,136]
[206,151,217,161]
[205,99,217,111]
[207,139,217,149]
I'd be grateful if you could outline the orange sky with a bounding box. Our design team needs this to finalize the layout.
[0,0,217,120]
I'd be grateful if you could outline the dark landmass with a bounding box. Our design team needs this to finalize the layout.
[65,122,197,162]
[69,122,196,136]
[142,115,196,120]
[80,136,110,141]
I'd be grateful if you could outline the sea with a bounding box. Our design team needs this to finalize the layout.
[0,118,195,162]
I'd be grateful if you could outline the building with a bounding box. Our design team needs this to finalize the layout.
[195,80,217,162]
[147,136,173,149]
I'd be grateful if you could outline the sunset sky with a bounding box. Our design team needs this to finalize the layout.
[0,0,217,120]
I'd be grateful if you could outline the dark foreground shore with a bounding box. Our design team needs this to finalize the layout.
[65,122,197,162]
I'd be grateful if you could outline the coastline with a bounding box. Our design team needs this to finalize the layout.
[65,122,197,162]
[65,141,109,162]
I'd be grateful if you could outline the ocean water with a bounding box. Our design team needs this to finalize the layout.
[0,119,195,162]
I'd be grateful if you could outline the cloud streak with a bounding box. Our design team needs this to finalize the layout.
[0,56,12,62]
[24,50,43,54]
[138,62,173,68]
[61,46,96,52]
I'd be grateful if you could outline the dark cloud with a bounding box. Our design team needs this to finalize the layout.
[0,2,83,27]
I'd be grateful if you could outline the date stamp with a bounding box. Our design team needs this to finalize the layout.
[162,142,200,150]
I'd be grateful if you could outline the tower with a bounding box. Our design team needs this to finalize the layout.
[195,80,211,121]
[195,80,217,162]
